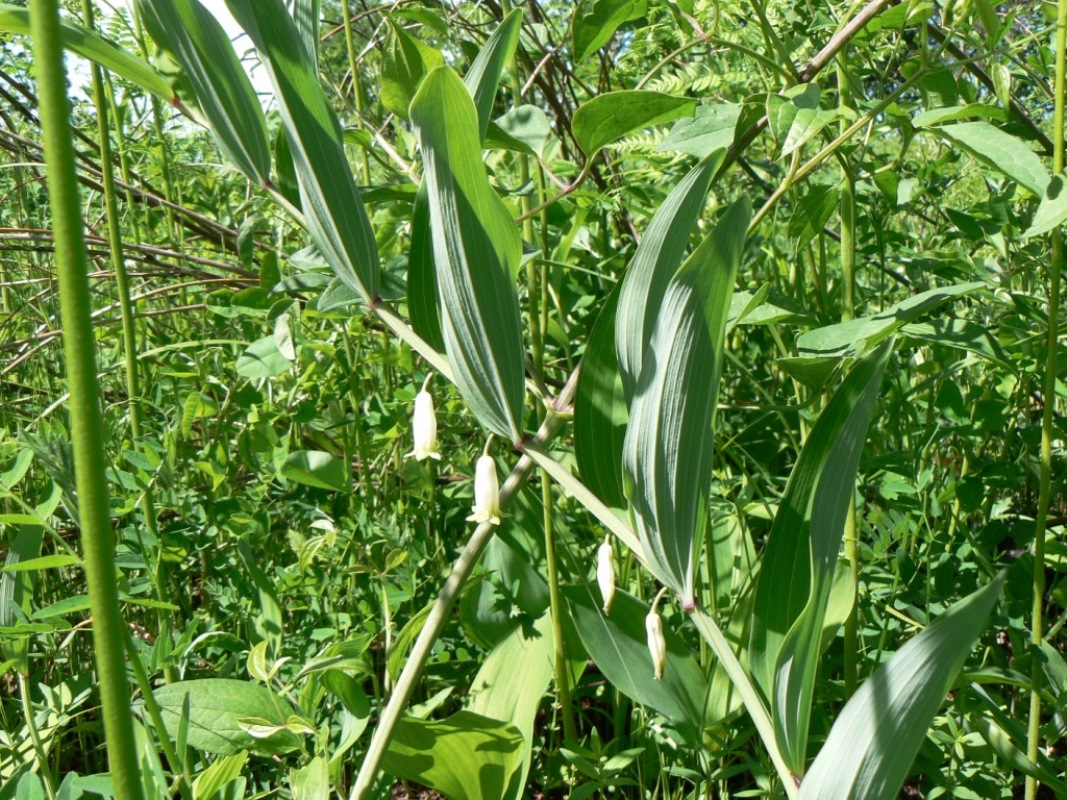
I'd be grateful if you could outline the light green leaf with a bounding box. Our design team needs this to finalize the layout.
[225,0,379,301]
[381,711,525,800]
[799,577,1002,799]
[616,150,725,402]
[148,679,302,756]
[137,0,271,184]
[749,342,892,773]
[571,0,648,63]
[288,755,329,800]
[236,336,292,378]
[292,0,320,68]
[574,284,628,509]
[0,449,33,489]
[467,612,555,800]
[380,20,443,120]
[192,751,248,800]
[280,450,348,491]
[564,587,707,739]
[410,66,525,442]
[795,282,985,359]
[622,198,751,607]
[935,122,1050,195]
[0,4,174,101]
[659,103,741,157]
[464,9,523,142]
[573,91,697,157]
[492,104,557,160]
[1025,172,1067,238]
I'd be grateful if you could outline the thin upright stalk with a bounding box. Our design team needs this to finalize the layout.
[341,0,372,184]
[837,57,860,699]
[1025,0,1066,793]
[19,674,57,800]
[349,375,578,800]
[30,2,145,798]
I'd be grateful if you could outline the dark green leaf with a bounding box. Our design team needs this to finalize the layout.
[280,450,349,491]
[571,0,648,63]
[573,91,697,157]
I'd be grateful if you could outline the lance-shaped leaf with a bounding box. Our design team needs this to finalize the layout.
[622,198,751,608]
[616,150,724,403]
[746,341,892,775]
[138,0,271,185]
[225,0,379,302]
[574,283,628,508]
[410,67,524,442]
[573,91,697,157]
[0,3,174,101]
[407,10,523,355]
[798,576,1002,800]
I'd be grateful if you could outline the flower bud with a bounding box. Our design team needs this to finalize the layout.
[466,455,501,525]
[597,538,615,614]
[405,390,441,461]
[646,610,666,680]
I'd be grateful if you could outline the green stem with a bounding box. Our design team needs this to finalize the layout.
[341,0,372,184]
[349,374,578,800]
[542,469,576,742]
[688,608,798,798]
[30,2,144,798]
[1025,0,1066,794]
[837,57,860,700]
[82,0,173,684]
[19,674,57,800]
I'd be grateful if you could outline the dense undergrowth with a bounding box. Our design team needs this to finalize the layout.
[0,0,1065,798]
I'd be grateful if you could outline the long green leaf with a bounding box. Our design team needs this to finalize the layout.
[622,198,750,608]
[225,0,379,302]
[564,587,708,738]
[138,0,271,185]
[406,10,522,356]
[748,342,892,774]
[571,0,648,63]
[615,150,724,402]
[798,577,1002,799]
[574,283,628,508]
[410,66,525,442]
[0,4,174,101]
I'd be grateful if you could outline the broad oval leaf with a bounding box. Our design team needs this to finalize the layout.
[148,679,302,756]
[622,198,751,608]
[935,122,1049,196]
[381,710,525,800]
[410,66,525,442]
[138,0,271,184]
[747,341,892,773]
[225,0,379,302]
[1024,171,1067,238]
[798,577,1002,800]
[571,0,648,63]
[615,150,725,402]
[280,450,349,491]
[572,91,697,157]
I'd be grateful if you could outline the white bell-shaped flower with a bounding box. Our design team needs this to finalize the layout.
[405,390,441,461]
[646,609,667,680]
[597,537,615,614]
[467,454,501,525]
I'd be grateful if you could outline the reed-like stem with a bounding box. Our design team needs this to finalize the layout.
[30,2,144,797]
[1025,0,1066,794]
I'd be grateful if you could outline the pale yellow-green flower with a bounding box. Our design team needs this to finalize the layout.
[646,609,666,680]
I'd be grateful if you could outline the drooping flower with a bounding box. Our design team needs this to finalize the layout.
[646,609,666,680]
[597,537,616,614]
[467,454,501,525]
[405,390,441,461]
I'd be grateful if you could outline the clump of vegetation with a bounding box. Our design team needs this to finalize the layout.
[0,0,1064,799]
